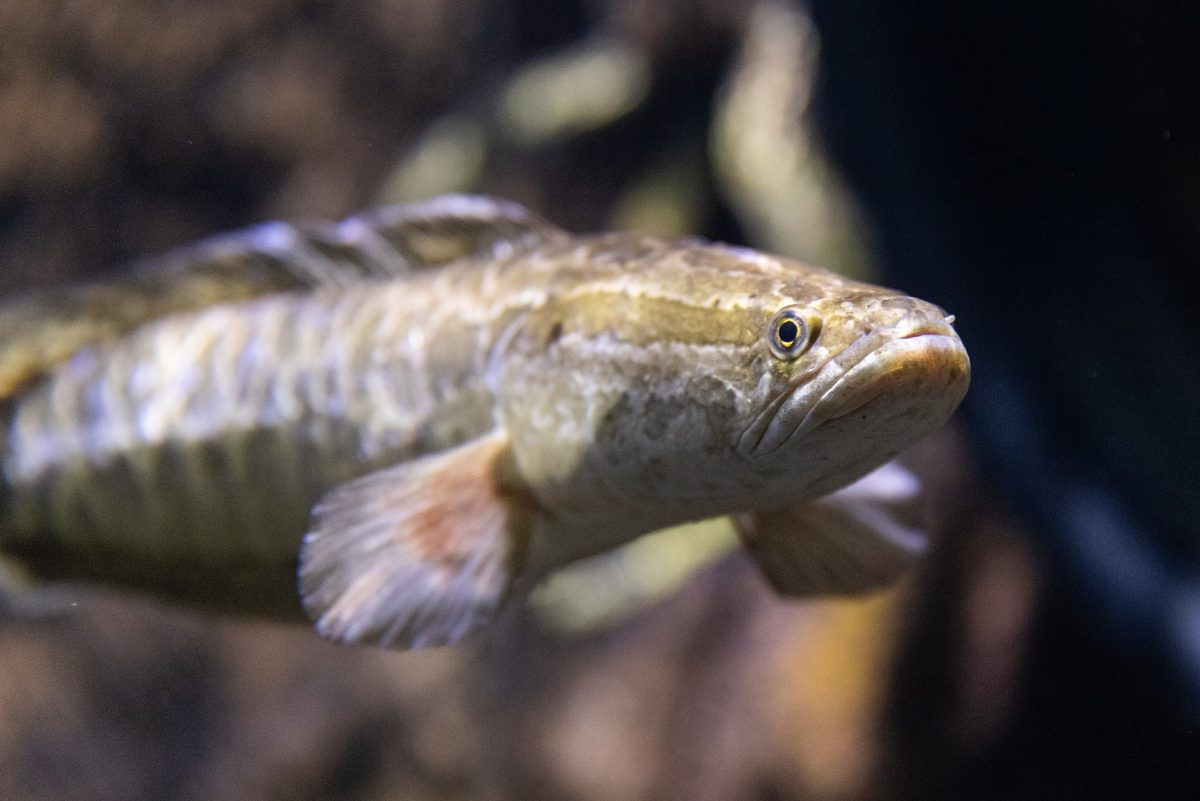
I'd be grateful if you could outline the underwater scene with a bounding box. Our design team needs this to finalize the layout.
[1,1,1198,799]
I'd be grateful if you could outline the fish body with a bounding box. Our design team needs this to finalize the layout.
[0,196,969,646]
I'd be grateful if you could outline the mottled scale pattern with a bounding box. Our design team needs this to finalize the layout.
[2,267,499,559]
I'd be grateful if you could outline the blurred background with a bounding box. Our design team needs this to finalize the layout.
[1,1,1198,799]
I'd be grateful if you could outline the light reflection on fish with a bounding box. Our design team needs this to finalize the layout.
[0,196,969,648]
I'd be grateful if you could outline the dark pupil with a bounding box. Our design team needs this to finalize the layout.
[777,319,800,346]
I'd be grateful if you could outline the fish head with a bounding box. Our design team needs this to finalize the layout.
[490,237,969,521]
[732,267,970,500]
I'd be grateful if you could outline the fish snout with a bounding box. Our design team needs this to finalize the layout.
[818,326,970,427]
[744,303,969,460]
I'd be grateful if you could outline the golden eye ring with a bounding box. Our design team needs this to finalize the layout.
[768,307,812,360]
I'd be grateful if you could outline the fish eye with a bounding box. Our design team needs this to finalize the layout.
[768,307,811,360]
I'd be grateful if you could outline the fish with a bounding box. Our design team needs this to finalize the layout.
[0,195,970,648]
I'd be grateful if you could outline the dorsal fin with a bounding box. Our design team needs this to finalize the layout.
[0,195,563,399]
[146,194,565,285]
[346,194,566,271]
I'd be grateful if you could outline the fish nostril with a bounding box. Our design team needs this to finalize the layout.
[890,307,959,340]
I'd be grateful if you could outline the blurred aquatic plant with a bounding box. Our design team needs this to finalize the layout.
[498,37,651,146]
[380,115,490,201]
[378,33,654,212]
[531,518,737,634]
[609,147,710,236]
[711,0,871,278]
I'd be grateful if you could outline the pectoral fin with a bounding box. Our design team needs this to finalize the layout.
[298,431,535,649]
[735,461,928,596]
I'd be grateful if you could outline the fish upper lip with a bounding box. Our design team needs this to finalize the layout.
[739,319,960,460]
[818,330,958,422]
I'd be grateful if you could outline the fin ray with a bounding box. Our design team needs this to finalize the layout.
[299,430,533,649]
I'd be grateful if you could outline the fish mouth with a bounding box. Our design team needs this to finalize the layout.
[739,318,969,460]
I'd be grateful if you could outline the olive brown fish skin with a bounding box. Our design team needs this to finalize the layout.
[0,196,969,647]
